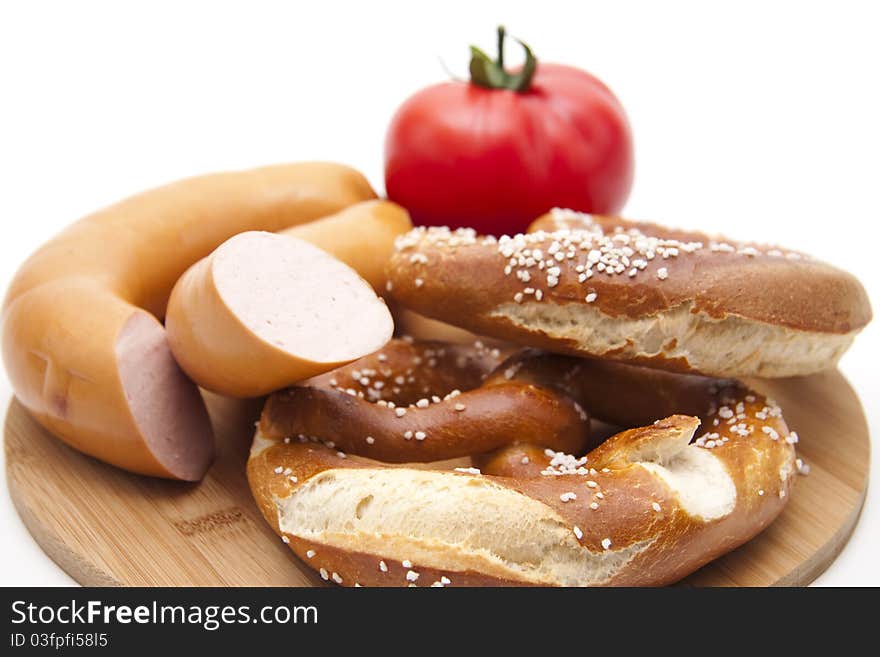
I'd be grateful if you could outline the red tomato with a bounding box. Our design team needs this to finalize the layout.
[384,28,634,235]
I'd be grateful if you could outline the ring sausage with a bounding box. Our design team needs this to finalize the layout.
[165,201,410,397]
[282,200,411,294]
[2,163,375,479]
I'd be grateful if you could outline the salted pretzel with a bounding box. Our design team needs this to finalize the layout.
[248,342,799,587]
[257,338,592,463]
[386,208,871,378]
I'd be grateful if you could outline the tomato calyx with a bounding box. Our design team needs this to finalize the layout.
[468,25,537,93]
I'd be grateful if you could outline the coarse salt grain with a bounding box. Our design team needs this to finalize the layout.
[540,449,589,476]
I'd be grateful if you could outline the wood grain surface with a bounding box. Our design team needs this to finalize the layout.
[4,368,870,586]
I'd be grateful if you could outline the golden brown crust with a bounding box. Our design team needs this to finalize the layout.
[386,210,871,377]
[477,357,797,585]
[485,351,729,429]
[248,346,798,587]
[247,441,529,587]
[286,540,532,587]
[258,339,591,462]
[530,211,871,332]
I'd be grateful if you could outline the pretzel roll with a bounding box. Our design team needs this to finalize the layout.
[248,342,799,586]
[248,383,796,586]
[257,339,590,463]
[386,209,871,378]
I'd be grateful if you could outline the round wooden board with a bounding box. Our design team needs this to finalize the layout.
[4,368,871,587]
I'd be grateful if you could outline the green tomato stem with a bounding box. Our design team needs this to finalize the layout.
[469,25,537,93]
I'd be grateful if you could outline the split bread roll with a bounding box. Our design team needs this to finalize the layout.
[387,208,872,378]
[165,231,394,397]
[248,345,799,586]
[1,163,376,479]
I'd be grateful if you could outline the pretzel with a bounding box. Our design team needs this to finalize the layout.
[386,208,871,378]
[256,338,592,463]
[248,343,799,587]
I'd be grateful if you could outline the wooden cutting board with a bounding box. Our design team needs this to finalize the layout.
[4,368,870,587]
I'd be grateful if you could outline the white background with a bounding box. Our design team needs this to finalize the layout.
[0,0,877,585]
